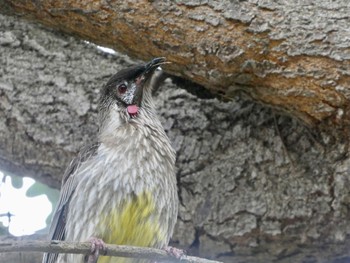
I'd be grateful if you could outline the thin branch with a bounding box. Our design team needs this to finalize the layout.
[0,240,222,263]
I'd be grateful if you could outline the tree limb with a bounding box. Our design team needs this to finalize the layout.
[0,240,222,263]
[0,0,349,128]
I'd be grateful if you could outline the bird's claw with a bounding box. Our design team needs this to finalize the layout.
[86,237,107,263]
[164,246,186,260]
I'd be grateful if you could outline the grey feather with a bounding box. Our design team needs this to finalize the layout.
[42,143,99,263]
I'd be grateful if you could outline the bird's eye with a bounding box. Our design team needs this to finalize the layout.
[118,84,127,94]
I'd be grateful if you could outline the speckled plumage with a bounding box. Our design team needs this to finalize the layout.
[43,59,178,263]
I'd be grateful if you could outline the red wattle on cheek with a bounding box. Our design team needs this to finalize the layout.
[127,105,139,116]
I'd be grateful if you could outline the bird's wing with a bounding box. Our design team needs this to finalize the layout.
[42,143,100,263]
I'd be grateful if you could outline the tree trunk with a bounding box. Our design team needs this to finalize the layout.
[1,0,350,128]
[1,4,350,263]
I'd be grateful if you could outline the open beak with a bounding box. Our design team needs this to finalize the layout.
[128,58,168,116]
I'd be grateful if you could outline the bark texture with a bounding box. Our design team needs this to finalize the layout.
[0,0,350,128]
[1,12,350,263]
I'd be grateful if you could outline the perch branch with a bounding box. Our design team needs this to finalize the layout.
[0,240,222,263]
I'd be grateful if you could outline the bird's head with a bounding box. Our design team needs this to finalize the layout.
[98,57,166,132]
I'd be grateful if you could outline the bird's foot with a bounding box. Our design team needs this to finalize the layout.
[86,237,107,263]
[164,246,186,260]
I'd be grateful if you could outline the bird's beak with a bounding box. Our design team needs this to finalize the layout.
[144,57,168,75]
[131,57,168,107]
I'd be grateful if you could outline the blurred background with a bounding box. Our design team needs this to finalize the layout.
[0,171,58,237]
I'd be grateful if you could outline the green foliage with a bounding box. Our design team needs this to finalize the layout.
[0,172,59,233]
[26,181,59,226]
[9,175,23,189]
[0,220,8,236]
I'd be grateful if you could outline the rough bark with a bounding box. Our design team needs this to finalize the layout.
[1,12,350,263]
[1,0,350,128]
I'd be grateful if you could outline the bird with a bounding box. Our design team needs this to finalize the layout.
[42,58,178,263]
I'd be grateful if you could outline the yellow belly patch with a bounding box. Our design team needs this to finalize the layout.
[98,192,166,263]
